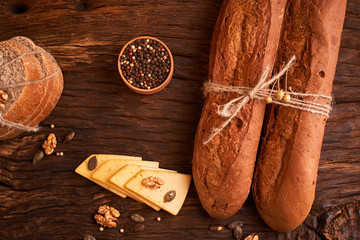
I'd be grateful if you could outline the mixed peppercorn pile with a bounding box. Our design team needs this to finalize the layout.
[120,38,171,90]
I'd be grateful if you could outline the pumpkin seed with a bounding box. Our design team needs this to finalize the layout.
[63,131,75,143]
[132,223,145,232]
[228,220,243,230]
[130,213,145,223]
[233,225,242,240]
[164,190,176,202]
[32,150,44,165]
[209,224,223,232]
[88,156,97,171]
[84,235,96,240]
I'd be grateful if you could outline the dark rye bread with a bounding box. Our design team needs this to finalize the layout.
[0,37,63,140]
[192,0,287,219]
[252,0,347,232]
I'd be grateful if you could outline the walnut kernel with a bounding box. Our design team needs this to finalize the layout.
[95,205,120,228]
[142,176,164,189]
[94,214,116,228]
[42,133,57,155]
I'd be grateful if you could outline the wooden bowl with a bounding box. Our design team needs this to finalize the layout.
[118,36,174,95]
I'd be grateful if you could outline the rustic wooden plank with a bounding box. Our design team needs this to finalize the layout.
[0,0,359,239]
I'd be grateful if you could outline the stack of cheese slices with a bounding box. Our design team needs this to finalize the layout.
[75,154,192,215]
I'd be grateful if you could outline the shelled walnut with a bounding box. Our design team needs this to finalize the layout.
[142,176,164,189]
[94,205,120,228]
[42,133,57,155]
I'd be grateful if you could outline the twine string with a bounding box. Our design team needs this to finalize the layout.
[202,56,332,145]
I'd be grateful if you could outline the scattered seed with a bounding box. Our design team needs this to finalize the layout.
[233,225,243,240]
[228,220,243,230]
[56,152,60,156]
[32,150,44,165]
[50,124,55,128]
[209,225,223,232]
[130,213,145,223]
[59,152,64,156]
[164,190,176,202]
[84,234,96,240]
[119,228,124,233]
[0,92,8,101]
[63,131,75,143]
[132,223,145,232]
[99,227,104,232]
[88,156,98,171]
[156,217,161,222]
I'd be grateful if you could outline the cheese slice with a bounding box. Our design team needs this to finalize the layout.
[91,159,159,202]
[75,154,142,198]
[110,164,176,210]
[125,170,192,215]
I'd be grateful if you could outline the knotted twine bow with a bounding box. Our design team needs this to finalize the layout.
[0,48,60,132]
[202,56,332,145]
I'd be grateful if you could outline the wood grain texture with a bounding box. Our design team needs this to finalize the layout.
[0,0,359,239]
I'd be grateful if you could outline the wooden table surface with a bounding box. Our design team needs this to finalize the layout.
[0,0,359,239]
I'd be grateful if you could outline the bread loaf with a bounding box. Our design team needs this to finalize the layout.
[192,0,287,218]
[252,0,347,232]
[0,37,63,140]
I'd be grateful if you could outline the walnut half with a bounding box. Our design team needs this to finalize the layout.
[142,176,164,189]
[94,205,120,228]
[42,133,57,155]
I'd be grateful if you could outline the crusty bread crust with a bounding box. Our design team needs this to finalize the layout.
[0,37,63,140]
[252,0,347,232]
[192,0,287,219]
[0,41,43,137]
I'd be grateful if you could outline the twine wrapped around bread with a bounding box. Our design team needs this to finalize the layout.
[203,56,332,145]
[0,48,60,132]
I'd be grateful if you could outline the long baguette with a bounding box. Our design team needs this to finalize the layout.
[252,0,347,232]
[192,0,287,219]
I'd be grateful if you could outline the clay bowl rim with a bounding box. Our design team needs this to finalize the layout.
[118,36,174,95]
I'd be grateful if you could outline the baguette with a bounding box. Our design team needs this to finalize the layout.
[0,37,63,140]
[252,0,347,232]
[192,0,287,218]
